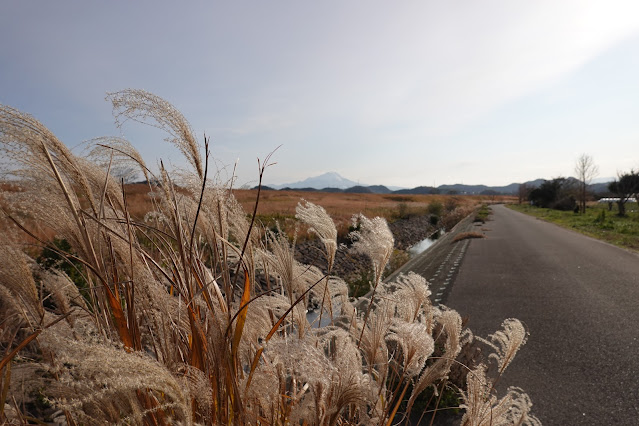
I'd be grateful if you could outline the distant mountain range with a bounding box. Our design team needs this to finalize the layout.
[263,172,613,195]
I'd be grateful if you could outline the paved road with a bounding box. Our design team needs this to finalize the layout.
[445,204,639,425]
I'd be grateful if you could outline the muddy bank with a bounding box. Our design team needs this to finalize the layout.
[388,214,438,250]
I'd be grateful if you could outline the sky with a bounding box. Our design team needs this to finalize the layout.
[2,1,639,188]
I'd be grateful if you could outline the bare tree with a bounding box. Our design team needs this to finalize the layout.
[574,154,598,214]
[518,183,531,205]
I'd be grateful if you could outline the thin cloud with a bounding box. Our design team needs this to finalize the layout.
[1,1,639,187]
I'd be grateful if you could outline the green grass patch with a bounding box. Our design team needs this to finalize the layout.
[508,203,639,251]
[474,204,491,223]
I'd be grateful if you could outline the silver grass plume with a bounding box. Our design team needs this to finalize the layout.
[174,363,213,421]
[0,104,98,214]
[295,199,337,272]
[86,136,151,184]
[460,365,504,426]
[1,178,77,243]
[381,272,432,323]
[40,332,192,425]
[40,269,89,319]
[385,320,434,378]
[311,327,374,424]
[478,318,528,375]
[350,214,394,358]
[236,294,308,372]
[296,200,339,328]
[501,387,542,426]
[406,308,463,412]
[357,300,393,380]
[226,192,258,290]
[0,285,26,334]
[309,276,350,325]
[0,243,43,324]
[75,156,126,211]
[107,89,204,180]
[264,336,336,416]
[460,366,540,426]
[261,224,322,313]
[349,214,394,286]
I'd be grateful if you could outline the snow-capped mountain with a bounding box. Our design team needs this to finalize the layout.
[269,172,363,190]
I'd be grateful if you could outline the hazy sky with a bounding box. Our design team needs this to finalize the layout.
[2,1,639,188]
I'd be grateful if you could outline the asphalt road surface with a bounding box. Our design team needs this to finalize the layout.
[445,204,639,425]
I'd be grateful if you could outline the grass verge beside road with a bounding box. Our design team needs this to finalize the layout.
[508,203,639,252]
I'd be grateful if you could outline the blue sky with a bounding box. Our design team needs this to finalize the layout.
[1,1,639,188]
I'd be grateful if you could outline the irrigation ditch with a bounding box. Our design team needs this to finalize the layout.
[385,211,484,305]
[294,205,489,304]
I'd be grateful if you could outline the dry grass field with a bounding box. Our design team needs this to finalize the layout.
[2,181,512,247]
[123,184,513,237]
[234,190,512,224]
[236,190,454,230]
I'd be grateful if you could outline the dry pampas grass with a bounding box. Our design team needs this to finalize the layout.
[0,91,539,425]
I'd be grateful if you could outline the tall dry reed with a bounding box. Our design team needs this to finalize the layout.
[0,91,539,425]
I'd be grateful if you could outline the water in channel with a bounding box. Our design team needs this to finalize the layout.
[407,229,444,256]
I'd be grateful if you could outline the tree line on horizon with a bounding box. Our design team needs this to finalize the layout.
[518,154,639,217]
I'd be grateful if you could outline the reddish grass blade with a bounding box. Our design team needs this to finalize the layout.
[0,358,10,418]
[231,273,251,366]
[187,305,207,370]
[386,381,410,426]
[103,282,135,351]
[0,330,41,373]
